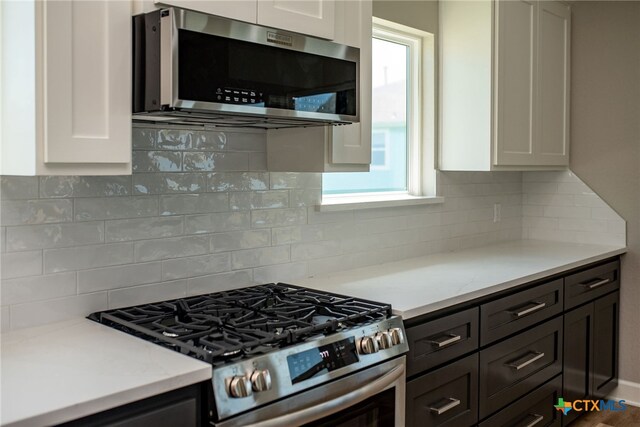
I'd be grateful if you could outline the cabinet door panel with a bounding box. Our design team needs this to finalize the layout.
[563,303,593,426]
[479,317,562,418]
[43,0,131,164]
[479,375,562,427]
[592,291,619,398]
[494,0,537,166]
[537,1,570,166]
[257,0,335,40]
[406,354,478,427]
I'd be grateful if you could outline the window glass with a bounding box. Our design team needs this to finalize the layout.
[322,37,408,195]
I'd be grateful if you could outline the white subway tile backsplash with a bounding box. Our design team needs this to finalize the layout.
[270,172,321,189]
[230,191,289,210]
[133,173,207,195]
[187,270,253,295]
[162,253,231,280]
[208,172,269,192]
[253,262,308,284]
[74,196,158,221]
[159,193,229,216]
[522,170,625,247]
[271,226,303,245]
[6,221,104,251]
[185,212,250,234]
[543,206,591,219]
[1,176,39,200]
[1,251,42,279]
[43,243,134,273]
[40,176,131,198]
[132,151,182,173]
[210,229,271,253]
[231,245,291,269]
[251,208,307,228]
[77,262,162,293]
[10,293,108,330]
[108,280,187,309]
[1,127,625,332]
[183,152,249,172]
[1,272,76,305]
[134,235,209,262]
[0,199,73,226]
[291,240,341,261]
[105,216,183,242]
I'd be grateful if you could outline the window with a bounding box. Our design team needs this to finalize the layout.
[321,19,437,207]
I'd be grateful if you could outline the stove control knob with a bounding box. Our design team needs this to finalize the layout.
[250,369,272,392]
[388,328,405,346]
[358,335,379,354]
[228,376,253,398]
[376,332,393,350]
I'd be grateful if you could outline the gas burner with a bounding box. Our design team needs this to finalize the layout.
[89,283,391,364]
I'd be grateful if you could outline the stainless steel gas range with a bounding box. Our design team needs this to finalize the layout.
[89,283,408,426]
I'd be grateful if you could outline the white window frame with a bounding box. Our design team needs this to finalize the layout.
[319,18,440,211]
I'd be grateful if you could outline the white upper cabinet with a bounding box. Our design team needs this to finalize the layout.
[149,0,257,23]
[439,0,570,171]
[149,0,335,39]
[537,0,570,166]
[1,0,132,176]
[257,0,335,40]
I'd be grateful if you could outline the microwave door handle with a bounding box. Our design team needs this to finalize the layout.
[242,364,405,427]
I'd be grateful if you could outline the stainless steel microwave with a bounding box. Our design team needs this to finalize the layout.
[132,8,360,128]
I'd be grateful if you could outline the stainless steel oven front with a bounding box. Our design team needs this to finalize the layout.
[214,356,406,427]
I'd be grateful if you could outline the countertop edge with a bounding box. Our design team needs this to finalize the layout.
[2,366,212,427]
[397,247,626,320]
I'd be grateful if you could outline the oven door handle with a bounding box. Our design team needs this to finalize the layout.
[242,363,405,427]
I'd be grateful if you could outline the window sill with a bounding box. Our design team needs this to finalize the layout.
[317,194,444,212]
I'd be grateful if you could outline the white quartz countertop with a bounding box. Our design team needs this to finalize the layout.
[0,318,212,427]
[298,240,626,319]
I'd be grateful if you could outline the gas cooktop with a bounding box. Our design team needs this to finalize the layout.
[89,283,406,423]
[89,283,392,366]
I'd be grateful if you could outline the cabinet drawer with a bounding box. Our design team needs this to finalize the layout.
[479,317,562,419]
[406,354,478,427]
[480,279,563,346]
[478,375,562,427]
[565,260,619,310]
[406,308,479,376]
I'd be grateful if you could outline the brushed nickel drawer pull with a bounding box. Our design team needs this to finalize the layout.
[429,397,461,415]
[429,334,462,348]
[581,278,611,290]
[511,301,546,318]
[506,351,545,370]
[522,413,544,427]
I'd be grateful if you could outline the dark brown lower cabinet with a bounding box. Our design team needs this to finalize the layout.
[58,383,203,427]
[563,291,619,425]
[478,375,562,427]
[406,354,478,427]
[479,317,563,419]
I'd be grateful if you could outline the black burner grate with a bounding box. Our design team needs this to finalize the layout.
[89,283,391,365]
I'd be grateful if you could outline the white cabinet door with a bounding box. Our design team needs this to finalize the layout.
[536,0,570,166]
[494,0,537,166]
[331,0,371,165]
[152,0,257,23]
[257,0,335,39]
[43,0,131,165]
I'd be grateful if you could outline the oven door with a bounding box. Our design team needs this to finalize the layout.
[214,356,405,427]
